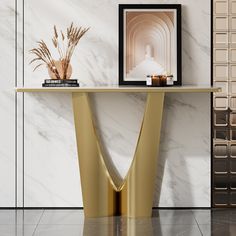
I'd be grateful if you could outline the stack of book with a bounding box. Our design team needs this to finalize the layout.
[42,79,80,87]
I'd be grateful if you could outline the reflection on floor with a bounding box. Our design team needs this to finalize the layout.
[0,209,235,235]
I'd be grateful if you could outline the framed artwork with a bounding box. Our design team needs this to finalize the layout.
[119,4,182,86]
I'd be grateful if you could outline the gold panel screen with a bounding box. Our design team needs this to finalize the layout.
[213,0,236,207]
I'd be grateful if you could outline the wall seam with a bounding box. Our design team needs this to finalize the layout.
[15,0,18,208]
[22,0,25,208]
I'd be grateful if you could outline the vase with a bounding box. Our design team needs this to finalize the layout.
[48,60,72,80]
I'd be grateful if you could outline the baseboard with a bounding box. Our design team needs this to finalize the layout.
[0,207,83,210]
[0,207,212,210]
[152,207,211,210]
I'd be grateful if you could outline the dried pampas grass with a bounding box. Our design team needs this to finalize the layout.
[30,22,89,80]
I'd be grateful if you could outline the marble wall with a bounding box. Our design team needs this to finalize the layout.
[1,0,211,207]
[0,0,15,207]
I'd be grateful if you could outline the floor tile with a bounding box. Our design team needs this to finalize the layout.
[35,223,202,236]
[34,225,83,236]
[83,216,121,225]
[39,210,85,225]
[39,210,123,225]
[153,210,197,225]
[211,209,236,224]
[192,210,211,224]
[119,218,200,236]
[193,209,236,225]
[157,225,202,236]
[133,224,201,236]
[199,223,236,236]
[0,210,43,225]
[0,209,235,236]
[0,225,36,236]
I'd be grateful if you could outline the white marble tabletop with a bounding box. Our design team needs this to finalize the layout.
[15,85,221,93]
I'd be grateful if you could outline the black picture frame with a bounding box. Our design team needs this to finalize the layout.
[119,4,182,86]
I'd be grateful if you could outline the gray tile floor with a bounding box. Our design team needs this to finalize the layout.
[0,209,235,235]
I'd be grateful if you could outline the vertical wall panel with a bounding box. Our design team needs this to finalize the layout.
[0,0,213,207]
[20,0,212,207]
[0,0,16,206]
[213,0,236,207]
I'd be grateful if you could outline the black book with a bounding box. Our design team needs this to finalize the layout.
[44,79,78,84]
[42,83,80,87]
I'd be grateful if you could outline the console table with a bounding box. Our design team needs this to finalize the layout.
[16,85,220,218]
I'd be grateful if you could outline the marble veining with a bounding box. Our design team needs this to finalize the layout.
[0,0,212,207]
[0,0,16,206]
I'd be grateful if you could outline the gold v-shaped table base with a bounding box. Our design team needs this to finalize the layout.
[72,92,164,218]
[15,86,220,217]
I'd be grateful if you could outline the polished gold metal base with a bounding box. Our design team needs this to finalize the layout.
[15,86,219,217]
[72,92,164,218]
